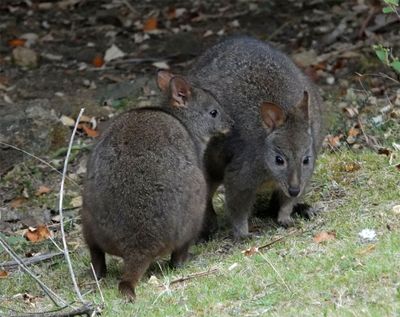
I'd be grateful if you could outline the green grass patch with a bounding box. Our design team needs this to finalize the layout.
[1,149,399,316]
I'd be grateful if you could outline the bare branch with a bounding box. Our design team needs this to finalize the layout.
[58,108,85,303]
[169,267,219,285]
[0,252,63,269]
[1,302,96,317]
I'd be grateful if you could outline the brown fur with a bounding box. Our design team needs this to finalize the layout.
[82,72,232,299]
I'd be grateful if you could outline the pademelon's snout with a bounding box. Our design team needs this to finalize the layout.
[221,117,234,134]
[288,186,300,197]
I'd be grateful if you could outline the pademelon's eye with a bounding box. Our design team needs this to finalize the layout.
[275,155,284,166]
[303,156,310,165]
[209,110,218,118]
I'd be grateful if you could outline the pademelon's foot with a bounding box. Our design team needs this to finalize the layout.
[118,281,136,302]
[170,243,191,268]
[294,203,319,220]
[277,215,295,228]
[197,223,218,243]
[169,253,194,269]
[232,230,258,242]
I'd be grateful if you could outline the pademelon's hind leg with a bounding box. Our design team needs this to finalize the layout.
[170,241,191,268]
[89,244,107,279]
[118,254,152,301]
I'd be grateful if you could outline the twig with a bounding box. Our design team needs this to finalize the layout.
[258,228,299,251]
[367,15,398,32]
[58,108,85,303]
[358,5,380,38]
[355,72,400,84]
[121,0,137,15]
[0,236,66,307]
[169,267,219,285]
[316,42,365,64]
[257,252,292,294]
[48,236,65,253]
[0,141,79,187]
[0,252,63,269]
[110,57,171,65]
[266,21,290,41]
[2,303,95,317]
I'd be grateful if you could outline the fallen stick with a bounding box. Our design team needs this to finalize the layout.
[0,252,64,269]
[258,229,298,251]
[58,108,85,303]
[169,268,219,285]
[4,302,96,317]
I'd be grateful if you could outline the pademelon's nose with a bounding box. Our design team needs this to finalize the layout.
[288,187,300,197]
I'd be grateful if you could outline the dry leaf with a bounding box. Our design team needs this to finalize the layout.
[143,17,158,32]
[0,270,9,278]
[313,231,336,244]
[203,30,214,37]
[343,162,361,172]
[24,225,53,242]
[60,115,75,127]
[390,109,400,118]
[348,127,360,138]
[378,148,392,156]
[79,115,92,123]
[148,275,160,285]
[342,107,359,118]
[242,246,259,256]
[166,7,186,19]
[165,7,176,19]
[22,292,38,305]
[51,215,62,222]
[104,44,125,62]
[80,123,99,137]
[71,195,83,207]
[326,135,342,148]
[152,61,170,70]
[392,205,400,215]
[357,244,376,255]
[92,54,104,68]
[35,185,51,196]
[8,38,26,47]
[393,142,400,152]
[10,197,27,208]
[228,263,239,271]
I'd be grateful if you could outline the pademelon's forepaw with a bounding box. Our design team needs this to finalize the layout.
[277,216,295,228]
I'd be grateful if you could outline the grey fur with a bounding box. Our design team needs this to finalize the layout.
[189,36,325,238]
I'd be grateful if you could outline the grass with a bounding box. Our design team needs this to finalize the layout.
[1,148,400,317]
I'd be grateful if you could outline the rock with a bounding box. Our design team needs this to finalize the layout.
[0,99,69,175]
[12,47,39,68]
[292,49,318,68]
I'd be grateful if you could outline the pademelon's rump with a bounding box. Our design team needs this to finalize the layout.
[82,71,232,300]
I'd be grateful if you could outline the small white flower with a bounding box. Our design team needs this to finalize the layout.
[358,229,377,242]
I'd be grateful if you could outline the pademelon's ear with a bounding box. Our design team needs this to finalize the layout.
[169,76,192,108]
[260,102,286,131]
[156,70,175,92]
[156,70,192,108]
[295,90,310,121]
